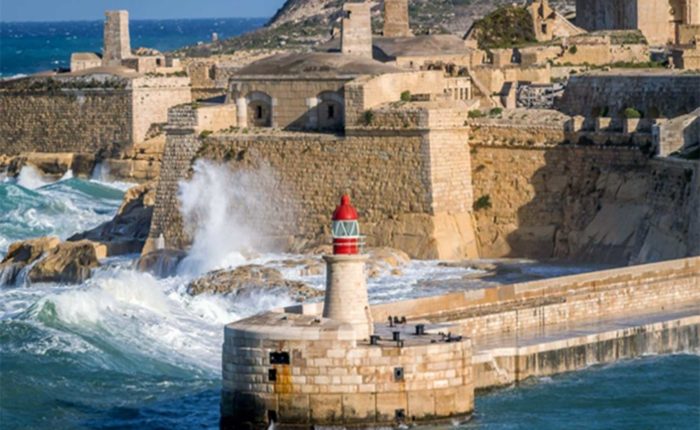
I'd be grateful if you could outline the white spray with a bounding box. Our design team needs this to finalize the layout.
[177,160,283,276]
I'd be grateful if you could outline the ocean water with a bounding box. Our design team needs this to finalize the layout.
[0,166,698,430]
[0,17,266,78]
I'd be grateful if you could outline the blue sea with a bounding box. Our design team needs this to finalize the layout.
[0,172,697,430]
[0,17,266,78]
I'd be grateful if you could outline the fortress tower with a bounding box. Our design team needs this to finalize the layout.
[103,10,132,67]
[341,1,373,58]
[384,0,412,37]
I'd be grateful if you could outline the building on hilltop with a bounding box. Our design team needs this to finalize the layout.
[574,0,700,46]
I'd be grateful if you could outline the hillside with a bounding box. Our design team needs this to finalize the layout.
[180,0,575,56]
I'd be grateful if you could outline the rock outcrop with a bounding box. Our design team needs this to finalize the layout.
[0,237,100,285]
[27,241,100,284]
[0,236,61,285]
[136,248,187,278]
[187,265,322,302]
[69,182,156,256]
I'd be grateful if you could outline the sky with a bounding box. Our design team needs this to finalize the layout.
[0,0,287,22]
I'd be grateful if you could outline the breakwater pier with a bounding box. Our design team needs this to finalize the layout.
[220,198,699,429]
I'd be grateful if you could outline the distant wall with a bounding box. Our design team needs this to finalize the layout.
[0,76,191,157]
[0,81,132,156]
[557,73,700,118]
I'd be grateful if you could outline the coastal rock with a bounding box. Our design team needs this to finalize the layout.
[136,249,187,278]
[27,240,100,284]
[7,152,96,178]
[69,182,156,256]
[0,236,62,285]
[366,247,410,278]
[187,265,322,302]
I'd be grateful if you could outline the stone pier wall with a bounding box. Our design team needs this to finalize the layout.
[370,257,700,334]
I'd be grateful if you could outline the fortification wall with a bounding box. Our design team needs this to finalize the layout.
[469,124,699,263]
[557,73,700,118]
[0,85,132,156]
[148,102,478,259]
[131,77,192,144]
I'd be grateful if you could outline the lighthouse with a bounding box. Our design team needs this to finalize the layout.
[322,195,373,340]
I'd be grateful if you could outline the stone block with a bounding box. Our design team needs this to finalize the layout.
[342,393,377,423]
[310,394,343,423]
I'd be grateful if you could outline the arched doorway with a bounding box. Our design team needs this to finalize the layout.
[246,91,273,128]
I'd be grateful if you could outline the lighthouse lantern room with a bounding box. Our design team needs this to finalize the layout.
[332,195,362,255]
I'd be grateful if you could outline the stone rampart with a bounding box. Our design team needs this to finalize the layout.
[468,120,698,263]
[147,101,478,259]
[0,75,191,156]
[0,82,132,156]
[557,72,700,119]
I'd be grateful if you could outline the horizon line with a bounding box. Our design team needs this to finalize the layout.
[0,16,270,24]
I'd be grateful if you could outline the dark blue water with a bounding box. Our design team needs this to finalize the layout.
[0,18,266,77]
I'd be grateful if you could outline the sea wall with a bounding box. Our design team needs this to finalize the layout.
[469,121,699,264]
[473,314,699,389]
[369,257,700,332]
[557,72,700,119]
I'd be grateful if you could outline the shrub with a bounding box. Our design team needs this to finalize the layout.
[471,6,537,50]
[400,91,412,102]
[568,45,578,55]
[474,195,492,211]
[623,108,642,119]
[198,130,213,139]
[468,110,484,119]
[489,107,503,116]
[363,110,375,126]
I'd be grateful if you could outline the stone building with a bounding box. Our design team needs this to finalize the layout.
[341,1,373,58]
[228,53,401,131]
[384,0,412,37]
[575,0,700,46]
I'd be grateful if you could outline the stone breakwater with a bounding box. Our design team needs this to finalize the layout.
[221,257,700,428]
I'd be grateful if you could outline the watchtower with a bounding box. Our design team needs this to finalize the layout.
[384,0,412,37]
[341,1,373,58]
[103,10,132,67]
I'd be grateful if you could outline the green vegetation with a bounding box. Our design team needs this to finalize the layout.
[468,110,485,119]
[489,107,503,117]
[473,195,492,211]
[400,91,412,102]
[0,77,128,93]
[363,110,375,126]
[199,130,213,139]
[568,45,578,55]
[623,108,642,119]
[471,6,536,50]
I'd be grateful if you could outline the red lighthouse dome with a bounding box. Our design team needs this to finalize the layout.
[331,195,361,255]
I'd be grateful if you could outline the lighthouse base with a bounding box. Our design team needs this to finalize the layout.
[221,313,473,429]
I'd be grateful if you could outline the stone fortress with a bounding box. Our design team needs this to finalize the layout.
[0,0,699,428]
[0,1,697,261]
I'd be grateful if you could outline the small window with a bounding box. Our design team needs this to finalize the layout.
[328,104,335,119]
[269,351,290,365]
[256,105,263,119]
